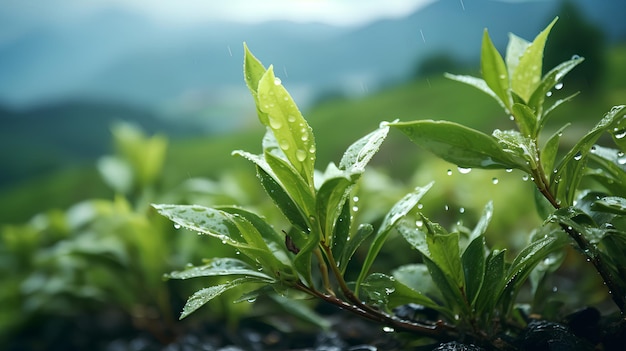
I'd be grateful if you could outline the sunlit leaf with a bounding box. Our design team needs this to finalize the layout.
[553,105,625,205]
[265,150,315,215]
[505,33,530,78]
[339,124,390,175]
[528,56,584,120]
[257,66,316,184]
[356,183,433,291]
[444,74,507,112]
[511,18,557,102]
[152,204,242,243]
[492,129,536,171]
[481,29,510,110]
[391,120,523,170]
[180,277,257,319]
[316,176,353,244]
[427,231,464,288]
[166,258,274,281]
[511,103,537,137]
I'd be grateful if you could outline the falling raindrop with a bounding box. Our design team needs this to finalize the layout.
[552,286,558,292]
[444,205,449,211]
[457,167,472,174]
[492,177,499,184]
[273,77,282,85]
[555,82,564,90]
[447,169,452,176]
[546,91,553,97]
[459,207,465,214]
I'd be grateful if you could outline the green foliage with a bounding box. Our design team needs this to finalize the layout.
[153,20,626,347]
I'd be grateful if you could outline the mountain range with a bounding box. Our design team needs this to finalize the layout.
[0,0,624,126]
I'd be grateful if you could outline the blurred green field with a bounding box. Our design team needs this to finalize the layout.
[2,45,625,224]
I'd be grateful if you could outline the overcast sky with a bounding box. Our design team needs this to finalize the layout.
[2,0,436,28]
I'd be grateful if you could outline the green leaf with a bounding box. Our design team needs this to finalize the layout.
[422,255,467,315]
[269,294,332,330]
[360,273,396,307]
[338,223,374,273]
[492,129,536,171]
[444,74,507,112]
[541,124,570,178]
[511,103,537,137]
[356,183,433,291]
[540,92,580,132]
[256,165,310,232]
[166,258,274,281]
[180,277,257,319]
[152,204,242,244]
[481,29,510,111]
[339,124,390,175]
[391,120,523,170]
[316,176,353,244]
[500,230,569,313]
[427,231,464,288]
[588,146,626,197]
[505,33,530,78]
[469,201,493,244]
[553,105,625,205]
[511,18,557,102]
[528,56,584,120]
[593,196,626,215]
[462,236,486,306]
[331,200,351,261]
[265,150,315,214]
[243,43,266,97]
[474,250,505,318]
[219,206,285,249]
[391,264,449,314]
[257,66,316,184]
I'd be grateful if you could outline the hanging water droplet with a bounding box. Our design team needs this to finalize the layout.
[447,169,452,176]
[382,326,395,333]
[615,129,626,139]
[506,168,513,173]
[571,54,581,60]
[492,177,499,184]
[279,139,290,150]
[555,82,564,90]
[173,223,181,229]
[273,77,282,85]
[417,203,423,209]
[296,149,307,162]
[247,297,257,303]
[573,151,583,161]
[457,167,472,174]
[269,117,283,129]
[522,174,529,181]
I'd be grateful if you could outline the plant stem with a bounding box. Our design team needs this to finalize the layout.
[295,282,457,339]
[533,162,626,313]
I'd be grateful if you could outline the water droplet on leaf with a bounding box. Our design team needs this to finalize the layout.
[573,152,582,161]
[555,82,564,90]
[273,77,282,85]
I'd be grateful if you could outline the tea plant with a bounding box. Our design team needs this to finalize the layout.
[151,18,626,347]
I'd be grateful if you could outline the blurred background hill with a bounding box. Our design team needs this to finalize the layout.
[1,0,625,222]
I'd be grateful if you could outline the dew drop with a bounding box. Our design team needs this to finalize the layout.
[353,196,360,202]
[447,169,452,176]
[417,203,423,209]
[287,115,296,123]
[296,149,307,162]
[173,223,181,229]
[273,77,282,85]
[555,82,564,90]
[546,91,553,97]
[352,206,359,212]
[457,167,472,174]
[279,139,290,150]
[492,177,499,184]
[301,134,309,141]
[522,174,529,181]
[309,145,316,154]
[269,117,283,129]
[573,151,583,161]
